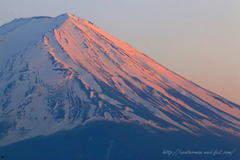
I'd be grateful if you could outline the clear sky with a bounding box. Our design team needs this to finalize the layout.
[1,0,239,104]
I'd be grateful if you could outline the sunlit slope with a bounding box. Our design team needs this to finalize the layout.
[0,13,239,146]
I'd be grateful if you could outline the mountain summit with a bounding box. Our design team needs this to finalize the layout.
[0,13,239,147]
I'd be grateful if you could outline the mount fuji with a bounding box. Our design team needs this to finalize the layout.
[0,13,239,159]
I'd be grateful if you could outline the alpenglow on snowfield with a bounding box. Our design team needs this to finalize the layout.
[0,13,239,160]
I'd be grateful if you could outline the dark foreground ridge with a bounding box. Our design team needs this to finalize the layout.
[0,121,239,160]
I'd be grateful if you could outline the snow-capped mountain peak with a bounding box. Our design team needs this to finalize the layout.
[0,13,239,146]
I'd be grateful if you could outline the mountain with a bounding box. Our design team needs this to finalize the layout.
[0,13,239,159]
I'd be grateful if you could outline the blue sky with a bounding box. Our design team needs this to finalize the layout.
[1,0,240,104]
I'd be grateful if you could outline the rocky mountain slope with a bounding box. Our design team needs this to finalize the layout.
[0,13,239,147]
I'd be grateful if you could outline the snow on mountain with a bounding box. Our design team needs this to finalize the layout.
[0,13,239,146]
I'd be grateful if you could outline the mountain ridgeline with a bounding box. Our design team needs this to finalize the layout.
[0,13,239,159]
